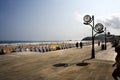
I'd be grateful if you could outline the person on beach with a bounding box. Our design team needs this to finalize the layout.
[76,42,79,48]
[112,45,120,80]
[80,42,83,48]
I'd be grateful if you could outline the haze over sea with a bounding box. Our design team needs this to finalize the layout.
[0,40,84,46]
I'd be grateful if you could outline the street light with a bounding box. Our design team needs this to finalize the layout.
[106,32,112,42]
[104,29,112,50]
[104,27,107,50]
[83,15,104,59]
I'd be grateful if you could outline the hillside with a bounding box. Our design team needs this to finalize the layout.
[82,34,105,41]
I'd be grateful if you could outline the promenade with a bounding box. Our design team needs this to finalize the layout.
[0,44,117,80]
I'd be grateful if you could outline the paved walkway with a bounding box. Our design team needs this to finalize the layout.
[96,46,116,61]
[0,45,118,80]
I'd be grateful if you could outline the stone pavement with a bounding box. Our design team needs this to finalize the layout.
[95,46,116,61]
[82,46,117,80]
[0,45,118,80]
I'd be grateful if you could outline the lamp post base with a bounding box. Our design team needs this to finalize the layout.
[104,45,107,50]
[91,49,95,59]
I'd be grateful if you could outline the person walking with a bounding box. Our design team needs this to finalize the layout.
[76,42,79,48]
[80,42,83,48]
[98,40,100,46]
[112,45,120,80]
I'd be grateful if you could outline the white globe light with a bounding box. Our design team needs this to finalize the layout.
[95,23,104,32]
[83,15,92,23]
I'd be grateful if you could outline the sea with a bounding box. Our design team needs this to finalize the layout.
[0,40,82,46]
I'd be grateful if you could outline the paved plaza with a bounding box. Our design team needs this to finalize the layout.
[0,45,118,80]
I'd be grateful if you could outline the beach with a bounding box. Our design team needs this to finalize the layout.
[0,42,75,54]
[0,41,94,54]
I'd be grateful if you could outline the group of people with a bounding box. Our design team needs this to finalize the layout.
[76,42,83,48]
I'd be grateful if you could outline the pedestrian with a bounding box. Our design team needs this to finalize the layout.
[112,45,120,80]
[98,40,100,46]
[80,42,83,48]
[0,49,5,54]
[76,42,79,48]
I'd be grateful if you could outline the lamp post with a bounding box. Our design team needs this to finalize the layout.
[106,32,111,42]
[92,16,95,58]
[104,29,112,50]
[83,15,104,59]
[104,27,107,50]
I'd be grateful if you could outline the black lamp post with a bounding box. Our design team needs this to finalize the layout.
[106,32,112,42]
[104,27,107,50]
[83,15,104,59]
[104,29,112,50]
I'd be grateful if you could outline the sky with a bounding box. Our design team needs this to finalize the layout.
[0,0,120,41]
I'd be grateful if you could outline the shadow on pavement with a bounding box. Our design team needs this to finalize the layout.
[53,63,68,67]
[81,58,92,62]
[76,62,90,66]
[76,58,92,66]
[53,58,92,67]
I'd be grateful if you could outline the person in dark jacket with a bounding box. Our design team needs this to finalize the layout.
[76,42,79,48]
[80,42,83,48]
[112,45,120,80]
[0,49,4,54]
[98,41,100,46]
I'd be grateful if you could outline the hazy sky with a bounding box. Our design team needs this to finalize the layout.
[0,0,120,41]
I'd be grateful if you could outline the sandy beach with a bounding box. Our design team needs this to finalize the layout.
[0,40,96,54]
[0,42,77,54]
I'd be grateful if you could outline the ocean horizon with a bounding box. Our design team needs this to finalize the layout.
[0,40,84,45]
